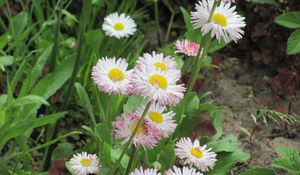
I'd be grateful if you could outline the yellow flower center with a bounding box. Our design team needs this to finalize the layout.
[130,123,145,135]
[108,68,125,81]
[213,13,228,26]
[148,111,163,123]
[80,158,92,167]
[148,74,168,89]
[190,148,203,158]
[154,62,167,71]
[114,22,125,31]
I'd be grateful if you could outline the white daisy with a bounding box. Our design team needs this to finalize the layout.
[92,57,133,95]
[191,0,246,43]
[165,166,203,175]
[69,152,99,175]
[137,103,177,138]
[131,66,185,106]
[136,51,177,72]
[102,12,137,39]
[129,167,161,175]
[175,137,217,172]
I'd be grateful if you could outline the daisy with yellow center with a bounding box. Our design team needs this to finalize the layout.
[191,0,245,43]
[137,103,177,138]
[165,166,203,175]
[112,112,161,148]
[102,12,137,39]
[69,152,99,175]
[130,167,161,175]
[175,137,217,172]
[136,51,178,72]
[92,57,133,95]
[131,65,185,106]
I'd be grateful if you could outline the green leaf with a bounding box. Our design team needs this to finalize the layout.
[240,167,276,175]
[275,12,300,29]
[0,112,65,148]
[185,92,200,114]
[287,30,300,55]
[85,29,103,51]
[95,123,111,145]
[208,39,228,53]
[19,44,53,96]
[75,82,95,121]
[31,55,75,99]
[52,143,74,160]
[0,55,14,71]
[207,135,238,153]
[7,95,49,109]
[8,12,29,37]
[123,95,147,113]
[272,146,300,174]
[111,147,129,170]
[206,150,250,175]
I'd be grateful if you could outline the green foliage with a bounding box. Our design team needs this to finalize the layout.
[250,108,297,126]
[206,150,250,175]
[275,11,300,55]
[0,55,14,71]
[275,12,300,29]
[240,167,276,175]
[272,147,300,175]
[287,30,300,55]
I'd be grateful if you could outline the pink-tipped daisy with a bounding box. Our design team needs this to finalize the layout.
[112,112,161,148]
[102,12,136,39]
[69,152,99,175]
[137,103,177,138]
[191,0,245,43]
[175,137,217,172]
[131,67,185,106]
[175,39,200,57]
[165,166,203,175]
[136,51,177,71]
[129,167,161,175]
[92,57,133,95]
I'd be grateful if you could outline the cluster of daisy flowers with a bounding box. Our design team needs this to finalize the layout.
[128,137,217,174]
[67,0,247,174]
[68,137,217,175]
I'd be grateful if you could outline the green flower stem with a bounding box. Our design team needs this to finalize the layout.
[105,95,113,126]
[110,102,151,175]
[176,0,219,124]
[124,146,139,175]
[154,0,161,46]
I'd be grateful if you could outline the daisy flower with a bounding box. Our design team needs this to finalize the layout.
[102,12,137,39]
[129,167,161,175]
[69,152,99,175]
[175,137,217,172]
[131,67,185,106]
[112,112,161,148]
[137,103,177,138]
[191,0,246,43]
[175,39,200,57]
[136,51,177,71]
[92,57,132,95]
[165,166,203,175]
